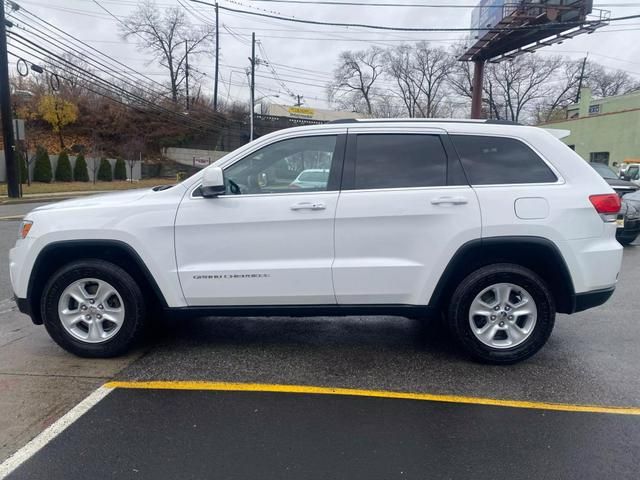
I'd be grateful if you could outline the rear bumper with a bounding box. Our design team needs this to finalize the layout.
[572,287,615,313]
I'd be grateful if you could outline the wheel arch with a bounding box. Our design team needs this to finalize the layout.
[430,236,576,314]
[27,240,168,324]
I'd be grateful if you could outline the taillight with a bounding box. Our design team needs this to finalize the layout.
[589,194,621,222]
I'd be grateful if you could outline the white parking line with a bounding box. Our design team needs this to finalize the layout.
[0,386,114,479]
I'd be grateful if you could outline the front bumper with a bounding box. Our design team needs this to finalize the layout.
[572,287,615,313]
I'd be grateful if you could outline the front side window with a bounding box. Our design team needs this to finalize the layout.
[353,134,447,190]
[451,135,557,185]
[223,135,337,195]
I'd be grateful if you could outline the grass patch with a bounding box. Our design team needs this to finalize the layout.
[0,178,176,196]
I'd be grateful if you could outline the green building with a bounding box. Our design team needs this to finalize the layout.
[542,87,640,168]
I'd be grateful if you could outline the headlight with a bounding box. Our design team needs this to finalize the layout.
[19,220,33,239]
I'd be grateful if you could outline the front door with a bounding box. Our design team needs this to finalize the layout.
[175,133,345,306]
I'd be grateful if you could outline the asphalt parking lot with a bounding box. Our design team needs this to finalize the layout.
[1,200,640,479]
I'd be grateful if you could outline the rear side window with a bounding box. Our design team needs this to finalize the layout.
[354,134,447,189]
[451,135,557,185]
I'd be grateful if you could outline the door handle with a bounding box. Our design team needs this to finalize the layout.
[430,196,468,205]
[290,202,326,211]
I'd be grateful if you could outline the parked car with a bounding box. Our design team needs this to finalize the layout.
[589,162,639,197]
[10,119,623,364]
[620,163,640,186]
[618,191,640,245]
[290,169,330,189]
[589,162,639,245]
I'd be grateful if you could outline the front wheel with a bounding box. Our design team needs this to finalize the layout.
[41,260,146,358]
[448,264,555,364]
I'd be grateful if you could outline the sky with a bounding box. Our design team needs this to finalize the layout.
[6,0,640,111]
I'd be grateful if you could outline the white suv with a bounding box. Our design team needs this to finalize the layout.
[9,119,623,364]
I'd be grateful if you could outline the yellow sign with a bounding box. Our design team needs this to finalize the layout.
[288,106,315,118]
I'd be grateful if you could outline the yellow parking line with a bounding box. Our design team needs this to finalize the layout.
[0,215,24,221]
[104,381,640,416]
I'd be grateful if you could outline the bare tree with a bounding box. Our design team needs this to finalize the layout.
[477,56,562,123]
[120,1,214,103]
[373,93,405,118]
[328,46,384,115]
[585,63,640,98]
[534,58,585,123]
[413,42,454,117]
[385,44,424,117]
[43,53,95,99]
[447,44,474,99]
[119,136,145,182]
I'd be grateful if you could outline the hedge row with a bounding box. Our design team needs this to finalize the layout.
[25,147,129,182]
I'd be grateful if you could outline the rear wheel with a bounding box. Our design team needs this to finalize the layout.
[448,263,555,364]
[41,260,146,357]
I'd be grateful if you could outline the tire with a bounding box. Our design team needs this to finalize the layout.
[447,263,555,365]
[41,259,146,358]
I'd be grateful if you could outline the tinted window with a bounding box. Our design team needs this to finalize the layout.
[223,136,336,195]
[354,134,447,189]
[451,135,557,185]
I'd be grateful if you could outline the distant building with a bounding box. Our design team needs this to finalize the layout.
[262,104,364,122]
[542,87,640,168]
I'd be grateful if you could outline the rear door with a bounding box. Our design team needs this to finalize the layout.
[332,126,482,306]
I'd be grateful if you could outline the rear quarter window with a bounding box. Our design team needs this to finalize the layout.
[451,135,557,185]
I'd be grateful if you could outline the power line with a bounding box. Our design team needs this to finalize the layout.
[8,15,175,104]
[249,0,640,7]
[193,1,640,33]
[7,33,239,133]
[9,2,172,93]
[11,2,228,116]
[8,46,251,141]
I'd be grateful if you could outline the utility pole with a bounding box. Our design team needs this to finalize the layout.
[575,55,588,103]
[213,1,219,111]
[470,60,485,119]
[249,32,255,142]
[0,1,19,198]
[294,95,304,107]
[185,40,190,110]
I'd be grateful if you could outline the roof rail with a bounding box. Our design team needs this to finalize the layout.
[327,118,522,125]
[484,119,521,125]
[327,118,359,124]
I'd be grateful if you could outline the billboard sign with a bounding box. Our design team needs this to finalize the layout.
[471,0,505,36]
[461,0,604,61]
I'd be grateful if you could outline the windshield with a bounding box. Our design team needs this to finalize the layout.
[590,162,618,180]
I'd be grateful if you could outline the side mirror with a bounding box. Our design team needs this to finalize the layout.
[201,167,225,198]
